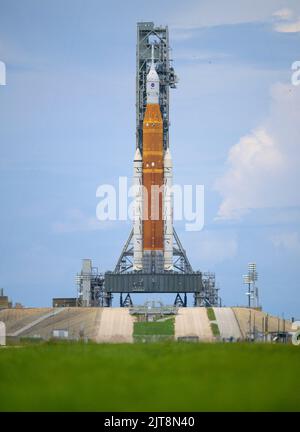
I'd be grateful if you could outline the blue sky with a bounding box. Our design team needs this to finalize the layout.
[0,0,300,317]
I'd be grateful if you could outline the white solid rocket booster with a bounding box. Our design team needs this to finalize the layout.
[164,147,173,270]
[133,147,143,270]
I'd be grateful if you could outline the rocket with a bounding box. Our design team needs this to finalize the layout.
[133,147,143,271]
[133,44,173,272]
[164,147,173,271]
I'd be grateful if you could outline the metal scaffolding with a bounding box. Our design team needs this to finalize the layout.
[136,22,178,152]
[115,227,193,275]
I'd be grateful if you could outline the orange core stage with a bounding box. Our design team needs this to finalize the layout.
[142,103,164,251]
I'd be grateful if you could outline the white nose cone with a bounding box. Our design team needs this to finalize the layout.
[146,45,159,104]
[134,147,142,161]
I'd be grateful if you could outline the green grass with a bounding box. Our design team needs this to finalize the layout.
[0,343,299,411]
[6,336,44,346]
[206,308,220,337]
[133,318,174,336]
[206,307,216,321]
[210,322,220,337]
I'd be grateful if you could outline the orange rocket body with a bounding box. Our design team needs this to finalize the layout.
[132,43,174,272]
[142,103,164,251]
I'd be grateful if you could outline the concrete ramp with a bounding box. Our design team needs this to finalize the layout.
[213,307,242,339]
[232,308,293,338]
[175,308,213,341]
[9,308,64,337]
[96,308,134,343]
[21,308,101,340]
[0,308,53,335]
[2,308,101,340]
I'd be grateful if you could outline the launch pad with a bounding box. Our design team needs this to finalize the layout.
[76,22,220,308]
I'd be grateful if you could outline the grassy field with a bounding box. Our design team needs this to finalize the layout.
[210,322,220,336]
[0,342,299,411]
[133,318,174,335]
[206,307,216,321]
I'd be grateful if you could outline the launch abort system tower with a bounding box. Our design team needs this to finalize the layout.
[77,22,220,308]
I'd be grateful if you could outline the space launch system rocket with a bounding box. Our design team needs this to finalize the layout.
[133,45,173,272]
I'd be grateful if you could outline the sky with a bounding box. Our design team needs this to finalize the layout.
[0,0,300,317]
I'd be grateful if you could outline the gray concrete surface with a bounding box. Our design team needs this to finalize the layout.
[96,308,134,343]
[213,307,242,339]
[9,308,64,336]
[175,307,213,341]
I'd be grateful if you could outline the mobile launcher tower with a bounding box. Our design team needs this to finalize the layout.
[77,22,220,308]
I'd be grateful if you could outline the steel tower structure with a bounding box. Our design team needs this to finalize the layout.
[116,22,192,277]
[76,22,220,308]
[136,22,178,153]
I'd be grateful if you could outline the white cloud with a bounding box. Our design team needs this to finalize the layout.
[170,0,300,31]
[274,19,300,32]
[273,8,293,20]
[52,209,115,233]
[215,82,300,220]
[273,7,300,32]
[215,128,285,219]
[271,231,300,252]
